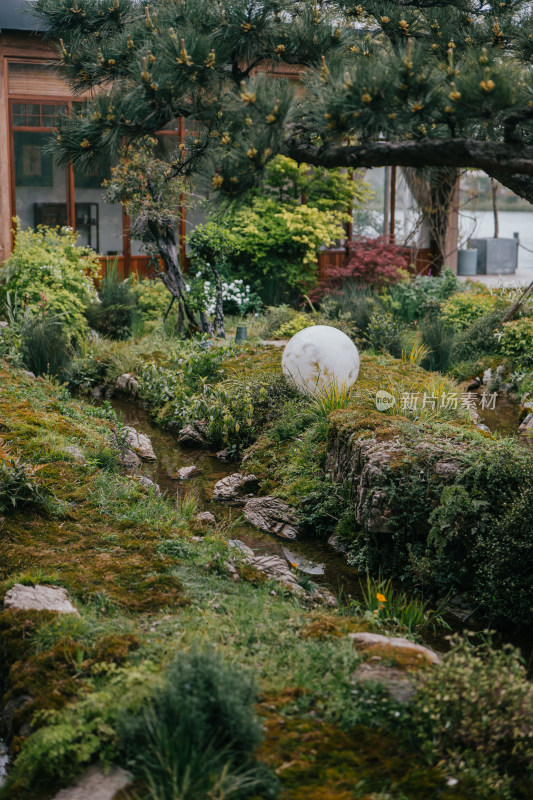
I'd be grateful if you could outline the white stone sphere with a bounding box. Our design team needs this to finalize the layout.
[282,325,360,396]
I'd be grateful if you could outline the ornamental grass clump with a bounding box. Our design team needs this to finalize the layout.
[412,636,533,797]
[118,649,277,800]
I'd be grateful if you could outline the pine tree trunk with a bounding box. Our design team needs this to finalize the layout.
[148,221,212,335]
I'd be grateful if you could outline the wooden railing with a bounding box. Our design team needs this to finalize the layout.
[98,246,438,285]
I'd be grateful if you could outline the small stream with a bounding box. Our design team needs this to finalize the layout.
[101,396,533,665]
[108,399,361,595]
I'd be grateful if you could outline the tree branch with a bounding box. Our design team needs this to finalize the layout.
[282,137,533,176]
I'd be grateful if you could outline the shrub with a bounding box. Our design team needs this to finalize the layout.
[320,284,376,335]
[19,310,72,378]
[384,267,461,322]
[0,222,98,341]
[449,311,502,366]
[364,309,404,357]
[85,262,136,340]
[472,486,533,628]
[133,277,170,321]
[228,197,346,304]
[440,291,501,331]
[412,636,533,796]
[118,649,276,800]
[420,313,455,373]
[311,238,410,298]
[0,455,46,514]
[500,317,533,367]
[273,313,314,339]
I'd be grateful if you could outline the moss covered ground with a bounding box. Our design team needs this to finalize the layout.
[0,357,531,799]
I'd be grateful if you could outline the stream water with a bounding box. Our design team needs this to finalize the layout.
[108,399,360,595]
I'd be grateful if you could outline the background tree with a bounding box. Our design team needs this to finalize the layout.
[36,1,533,283]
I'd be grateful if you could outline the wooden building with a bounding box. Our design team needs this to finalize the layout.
[0,0,194,277]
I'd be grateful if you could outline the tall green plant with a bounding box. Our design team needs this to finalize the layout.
[0,222,98,341]
[85,259,136,340]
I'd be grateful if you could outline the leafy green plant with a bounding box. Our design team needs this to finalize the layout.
[440,291,501,331]
[308,381,353,418]
[412,636,533,796]
[4,664,161,793]
[384,268,461,323]
[449,310,502,367]
[118,649,277,800]
[319,284,376,336]
[0,222,99,341]
[364,310,404,358]
[472,485,533,628]
[348,572,449,634]
[273,314,314,339]
[0,450,46,514]
[500,317,533,366]
[401,342,431,367]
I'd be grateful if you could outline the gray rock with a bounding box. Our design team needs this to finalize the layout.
[243,554,302,592]
[115,373,140,395]
[216,448,233,462]
[195,511,216,525]
[119,448,141,468]
[64,445,86,465]
[91,385,103,400]
[282,547,324,576]
[0,320,8,333]
[519,412,533,435]
[495,365,505,378]
[483,367,492,384]
[174,465,201,480]
[435,459,461,478]
[178,422,209,447]
[327,534,348,553]
[349,632,440,665]
[352,662,418,704]
[243,496,300,539]
[4,584,79,615]
[476,423,491,433]
[137,476,160,495]
[23,370,36,379]
[229,539,254,558]
[239,553,335,606]
[123,426,156,461]
[213,473,259,502]
[52,764,133,800]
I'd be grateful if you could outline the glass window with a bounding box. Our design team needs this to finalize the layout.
[13,130,68,231]
[74,166,123,255]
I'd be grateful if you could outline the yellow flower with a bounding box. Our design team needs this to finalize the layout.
[376,592,386,603]
[80,139,91,149]
[212,174,224,188]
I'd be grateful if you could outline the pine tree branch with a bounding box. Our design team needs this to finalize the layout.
[282,136,533,177]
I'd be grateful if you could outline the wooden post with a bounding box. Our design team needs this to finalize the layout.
[383,167,390,241]
[389,165,397,244]
[0,43,12,262]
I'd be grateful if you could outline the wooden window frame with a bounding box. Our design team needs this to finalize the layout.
[5,58,187,272]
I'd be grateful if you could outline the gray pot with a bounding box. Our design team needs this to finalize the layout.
[468,238,518,275]
[457,248,478,276]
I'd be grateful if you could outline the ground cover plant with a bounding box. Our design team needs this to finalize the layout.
[1,330,533,799]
